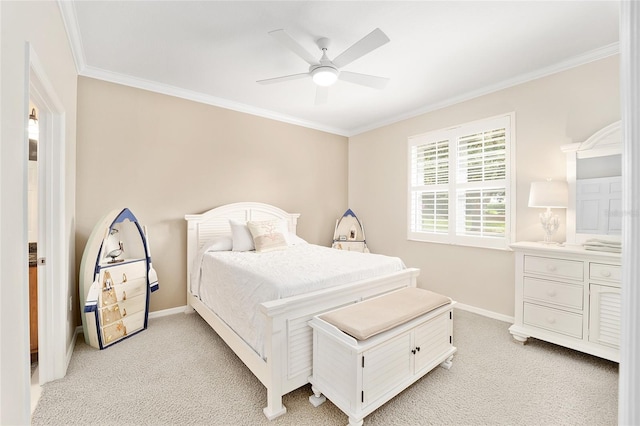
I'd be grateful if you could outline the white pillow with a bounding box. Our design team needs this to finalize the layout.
[247,219,289,253]
[229,219,255,252]
[204,235,233,252]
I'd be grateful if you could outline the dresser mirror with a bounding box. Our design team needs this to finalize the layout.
[561,121,622,246]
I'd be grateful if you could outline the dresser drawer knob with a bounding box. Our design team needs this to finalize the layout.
[546,317,556,324]
[546,289,557,297]
[600,270,611,277]
[547,265,557,272]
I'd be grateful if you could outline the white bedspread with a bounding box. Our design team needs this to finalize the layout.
[192,244,405,358]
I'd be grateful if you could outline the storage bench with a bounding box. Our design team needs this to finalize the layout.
[308,287,456,426]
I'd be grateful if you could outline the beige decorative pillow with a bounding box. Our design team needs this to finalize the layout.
[247,219,289,252]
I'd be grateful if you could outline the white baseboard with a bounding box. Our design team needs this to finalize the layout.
[67,326,82,368]
[79,304,509,333]
[454,302,514,324]
[149,305,188,318]
[72,306,187,344]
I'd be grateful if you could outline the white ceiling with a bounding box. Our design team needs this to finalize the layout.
[62,1,619,136]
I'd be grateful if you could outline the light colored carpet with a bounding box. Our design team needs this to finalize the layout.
[31,309,618,425]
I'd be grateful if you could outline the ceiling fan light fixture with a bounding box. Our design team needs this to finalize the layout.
[311,66,338,87]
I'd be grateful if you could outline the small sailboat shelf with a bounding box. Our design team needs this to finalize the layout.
[332,209,370,253]
[79,208,159,349]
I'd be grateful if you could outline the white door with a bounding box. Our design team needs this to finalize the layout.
[361,332,413,408]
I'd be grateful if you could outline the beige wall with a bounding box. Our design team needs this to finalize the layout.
[348,56,620,317]
[1,1,77,423]
[76,77,348,313]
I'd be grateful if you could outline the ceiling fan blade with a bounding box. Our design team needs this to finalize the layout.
[257,72,310,85]
[338,71,389,90]
[315,86,329,105]
[332,28,390,68]
[269,29,319,65]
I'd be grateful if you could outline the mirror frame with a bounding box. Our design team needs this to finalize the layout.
[561,121,621,246]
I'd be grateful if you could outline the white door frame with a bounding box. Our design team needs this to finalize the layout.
[619,2,640,424]
[27,44,68,385]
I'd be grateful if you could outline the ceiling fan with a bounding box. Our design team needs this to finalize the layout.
[257,28,390,104]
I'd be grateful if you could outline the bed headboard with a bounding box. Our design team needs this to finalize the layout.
[184,202,300,290]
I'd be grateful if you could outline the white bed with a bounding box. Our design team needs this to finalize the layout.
[185,202,419,420]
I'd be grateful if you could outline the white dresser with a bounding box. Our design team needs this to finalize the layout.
[509,242,621,362]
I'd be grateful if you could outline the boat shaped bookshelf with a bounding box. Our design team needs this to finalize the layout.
[79,208,159,349]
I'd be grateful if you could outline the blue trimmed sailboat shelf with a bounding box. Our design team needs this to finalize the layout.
[332,209,370,253]
[79,208,159,349]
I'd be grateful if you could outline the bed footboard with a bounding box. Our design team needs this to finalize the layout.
[188,267,419,420]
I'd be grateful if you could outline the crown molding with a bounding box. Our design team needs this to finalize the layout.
[349,42,620,136]
[80,66,350,136]
[57,0,86,74]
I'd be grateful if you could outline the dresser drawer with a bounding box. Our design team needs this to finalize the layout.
[590,263,621,285]
[524,256,583,281]
[99,294,146,326]
[111,278,147,303]
[101,310,145,346]
[99,260,147,287]
[523,303,583,339]
[523,277,583,310]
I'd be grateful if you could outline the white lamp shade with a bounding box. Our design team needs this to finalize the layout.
[528,180,568,208]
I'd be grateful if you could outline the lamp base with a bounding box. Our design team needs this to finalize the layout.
[539,208,560,245]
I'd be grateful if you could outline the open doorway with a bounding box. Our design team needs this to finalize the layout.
[26,44,69,414]
[27,104,39,379]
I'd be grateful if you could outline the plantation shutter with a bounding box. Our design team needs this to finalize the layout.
[409,136,449,235]
[407,114,513,249]
[456,127,507,238]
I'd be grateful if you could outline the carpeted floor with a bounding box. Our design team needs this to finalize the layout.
[31,309,618,425]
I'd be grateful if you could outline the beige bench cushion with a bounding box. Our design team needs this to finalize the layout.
[319,287,452,341]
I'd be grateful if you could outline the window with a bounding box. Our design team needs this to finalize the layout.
[408,114,514,249]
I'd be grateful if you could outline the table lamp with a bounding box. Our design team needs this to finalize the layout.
[528,179,568,244]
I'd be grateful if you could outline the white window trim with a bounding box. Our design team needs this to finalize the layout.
[407,112,516,250]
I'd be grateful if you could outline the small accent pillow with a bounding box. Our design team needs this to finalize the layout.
[229,219,255,252]
[247,219,289,253]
